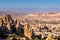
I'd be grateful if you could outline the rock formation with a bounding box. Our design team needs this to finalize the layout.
[46,34,52,40]
[0,18,3,27]
[24,22,32,40]
[0,14,22,35]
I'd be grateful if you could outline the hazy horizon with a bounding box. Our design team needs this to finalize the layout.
[0,8,60,12]
[0,0,60,12]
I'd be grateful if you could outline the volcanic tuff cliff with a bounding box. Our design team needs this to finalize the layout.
[0,14,21,35]
[23,12,60,20]
[0,13,60,40]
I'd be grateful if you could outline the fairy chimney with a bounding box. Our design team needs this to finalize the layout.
[24,22,32,40]
[1,14,12,24]
[0,18,3,27]
[15,20,20,30]
[1,14,13,33]
[46,34,52,40]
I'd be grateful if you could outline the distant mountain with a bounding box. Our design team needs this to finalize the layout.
[0,8,60,12]
[23,12,60,21]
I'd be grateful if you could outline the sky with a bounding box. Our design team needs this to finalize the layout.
[0,0,60,12]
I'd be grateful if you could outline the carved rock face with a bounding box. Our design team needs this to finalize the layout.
[1,14,12,24]
[24,23,32,40]
[0,14,13,33]
[0,18,3,27]
[0,14,22,35]
[46,34,52,40]
[15,20,20,30]
[13,18,17,25]
[6,22,11,31]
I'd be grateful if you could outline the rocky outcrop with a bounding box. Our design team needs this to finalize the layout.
[0,14,22,35]
[24,22,32,40]
[46,34,52,40]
